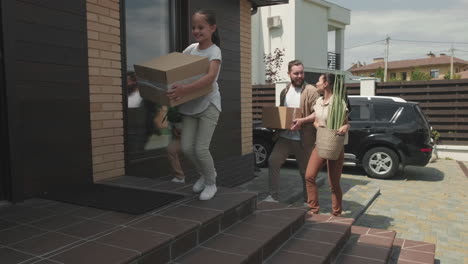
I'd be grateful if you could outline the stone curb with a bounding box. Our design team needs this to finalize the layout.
[351,187,380,221]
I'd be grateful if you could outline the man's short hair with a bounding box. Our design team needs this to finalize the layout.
[288,60,303,72]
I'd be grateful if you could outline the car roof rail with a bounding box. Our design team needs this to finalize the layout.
[348,95,407,103]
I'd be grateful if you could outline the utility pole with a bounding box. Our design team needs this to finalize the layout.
[384,35,390,82]
[450,44,454,79]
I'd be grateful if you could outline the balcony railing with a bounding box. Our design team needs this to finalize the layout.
[328,52,341,70]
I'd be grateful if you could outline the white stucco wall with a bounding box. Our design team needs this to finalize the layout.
[251,0,350,84]
[296,0,328,70]
[251,3,296,84]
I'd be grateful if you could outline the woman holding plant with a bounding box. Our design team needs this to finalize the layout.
[304,73,350,216]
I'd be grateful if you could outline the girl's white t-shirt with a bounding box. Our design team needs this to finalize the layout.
[178,43,222,115]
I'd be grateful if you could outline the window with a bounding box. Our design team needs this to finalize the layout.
[349,104,371,121]
[373,104,400,122]
[401,72,407,80]
[430,69,439,78]
[456,68,459,73]
[395,106,413,124]
[390,72,396,79]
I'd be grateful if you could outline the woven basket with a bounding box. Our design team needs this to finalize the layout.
[316,127,345,160]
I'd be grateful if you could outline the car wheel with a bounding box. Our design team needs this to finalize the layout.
[362,147,399,179]
[253,138,271,168]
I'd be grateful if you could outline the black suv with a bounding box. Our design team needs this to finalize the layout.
[253,96,433,179]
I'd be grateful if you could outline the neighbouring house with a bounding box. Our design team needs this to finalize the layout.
[349,52,468,81]
[251,0,350,85]
[0,0,285,202]
[458,69,468,79]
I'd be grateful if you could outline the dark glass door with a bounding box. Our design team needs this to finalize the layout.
[124,0,188,177]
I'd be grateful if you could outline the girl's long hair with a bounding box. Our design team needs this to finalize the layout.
[195,9,221,47]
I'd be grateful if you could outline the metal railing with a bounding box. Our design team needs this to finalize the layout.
[328,52,341,70]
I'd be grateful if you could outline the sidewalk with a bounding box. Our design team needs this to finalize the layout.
[239,162,380,220]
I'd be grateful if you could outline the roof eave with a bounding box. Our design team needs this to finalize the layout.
[250,0,289,7]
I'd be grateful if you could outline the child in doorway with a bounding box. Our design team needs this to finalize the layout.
[167,9,222,200]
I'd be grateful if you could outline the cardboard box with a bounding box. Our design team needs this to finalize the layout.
[134,52,212,106]
[262,106,302,129]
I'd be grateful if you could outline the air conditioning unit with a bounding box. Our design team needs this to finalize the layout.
[267,16,282,29]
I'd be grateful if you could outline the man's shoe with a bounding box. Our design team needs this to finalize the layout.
[263,195,279,203]
[199,184,217,200]
[171,178,185,184]
[192,178,205,193]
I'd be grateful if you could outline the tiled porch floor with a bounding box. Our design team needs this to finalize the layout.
[0,176,257,264]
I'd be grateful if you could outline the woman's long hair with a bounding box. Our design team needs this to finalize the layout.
[321,73,352,116]
[195,9,221,47]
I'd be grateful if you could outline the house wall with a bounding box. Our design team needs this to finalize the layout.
[240,0,253,155]
[2,0,93,201]
[86,0,125,182]
[296,0,328,70]
[1,0,255,201]
[251,0,350,84]
[251,2,296,84]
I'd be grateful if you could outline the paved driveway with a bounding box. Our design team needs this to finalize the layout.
[244,159,467,263]
[350,160,467,264]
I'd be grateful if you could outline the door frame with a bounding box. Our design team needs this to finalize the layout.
[0,0,13,201]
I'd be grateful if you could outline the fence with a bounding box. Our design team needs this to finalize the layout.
[252,80,468,145]
[252,84,275,124]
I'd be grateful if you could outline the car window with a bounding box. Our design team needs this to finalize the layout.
[395,106,413,124]
[349,104,371,121]
[373,104,400,122]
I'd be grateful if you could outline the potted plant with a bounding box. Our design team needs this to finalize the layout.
[316,74,347,160]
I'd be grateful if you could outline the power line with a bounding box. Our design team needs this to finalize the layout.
[345,39,385,50]
[392,38,468,45]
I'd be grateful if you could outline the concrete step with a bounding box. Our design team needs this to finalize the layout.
[174,201,307,263]
[265,214,354,264]
[336,226,396,263]
[119,186,258,264]
[391,238,436,264]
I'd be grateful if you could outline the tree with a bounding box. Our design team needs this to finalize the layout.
[411,68,431,81]
[444,71,461,80]
[375,67,384,81]
[263,48,285,83]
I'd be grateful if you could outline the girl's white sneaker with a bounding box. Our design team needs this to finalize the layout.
[263,195,279,203]
[171,178,185,184]
[199,184,217,200]
[192,178,205,193]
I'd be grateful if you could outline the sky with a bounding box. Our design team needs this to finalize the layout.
[326,0,468,70]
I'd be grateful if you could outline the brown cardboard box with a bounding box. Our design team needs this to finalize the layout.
[262,106,302,129]
[134,52,212,106]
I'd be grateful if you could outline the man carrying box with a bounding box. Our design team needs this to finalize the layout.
[264,60,320,203]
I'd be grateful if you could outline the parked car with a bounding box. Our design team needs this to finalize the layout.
[253,96,433,179]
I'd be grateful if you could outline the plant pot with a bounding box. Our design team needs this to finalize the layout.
[316,127,345,160]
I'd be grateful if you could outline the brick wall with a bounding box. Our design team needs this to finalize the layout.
[86,0,125,181]
[240,0,253,155]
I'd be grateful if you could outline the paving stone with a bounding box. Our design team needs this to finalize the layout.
[355,160,466,263]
